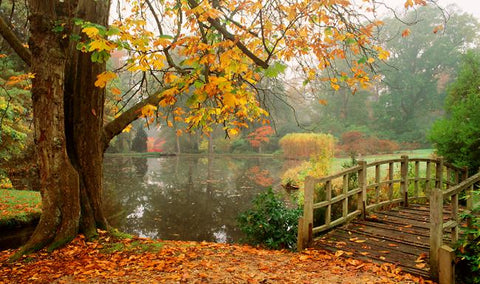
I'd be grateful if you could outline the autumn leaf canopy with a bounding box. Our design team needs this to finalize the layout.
[77,0,400,134]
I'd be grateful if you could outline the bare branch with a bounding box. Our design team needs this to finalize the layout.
[0,15,31,66]
[186,0,269,69]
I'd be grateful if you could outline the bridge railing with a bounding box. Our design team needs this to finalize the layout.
[297,155,467,250]
[429,171,480,280]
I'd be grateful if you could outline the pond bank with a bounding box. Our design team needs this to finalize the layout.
[0,189,41,249]
[0,189,41,228]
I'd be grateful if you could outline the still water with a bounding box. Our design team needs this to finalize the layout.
[103,155,287,243]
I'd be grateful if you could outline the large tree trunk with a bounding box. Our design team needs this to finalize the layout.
[64,0,110,239]
[16,0,80,257]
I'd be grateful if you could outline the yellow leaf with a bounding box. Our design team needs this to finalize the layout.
[88,39,115,52]
[95,71,117,88]
[82,26,99,38]
[331,82,340,91]
[122,124,132,133]
[378,50,390,60]
[228,128,239,137]
[404,0,414,8]
[223,93,236,107]
[141,104,157,117]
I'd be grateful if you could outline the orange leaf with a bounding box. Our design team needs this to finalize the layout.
[415,263,426,269]
[111,87,122,95]
[401,28,411,37]
[433,25,444,34]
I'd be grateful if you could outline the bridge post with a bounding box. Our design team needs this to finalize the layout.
[436,158,444,190]
[430,188,444,281]
[358,161,367,219]
[301,176,315,249]
[400,155,409,207]
[439,245,455,284]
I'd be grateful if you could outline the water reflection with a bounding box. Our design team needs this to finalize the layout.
[103,155,284,243]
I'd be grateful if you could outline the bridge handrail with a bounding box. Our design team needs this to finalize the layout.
[297,155,468,250]
[313,165,362,183]
[429,171,480,279]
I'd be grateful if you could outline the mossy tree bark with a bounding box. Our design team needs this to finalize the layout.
[1,0,169,258]
[17,0,80,256]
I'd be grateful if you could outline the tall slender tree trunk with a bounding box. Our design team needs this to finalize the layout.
[17,0,80,256]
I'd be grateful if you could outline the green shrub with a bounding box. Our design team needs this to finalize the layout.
[456,191,480,283]
[237,188,302,250]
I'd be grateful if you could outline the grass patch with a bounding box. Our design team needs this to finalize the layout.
[110,228,134,240]
[0,189,41,228]
[100,239,164,254]
[331,149,434,172]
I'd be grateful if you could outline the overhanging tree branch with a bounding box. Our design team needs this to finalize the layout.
[0,15,31,66]
[102,87,169,148]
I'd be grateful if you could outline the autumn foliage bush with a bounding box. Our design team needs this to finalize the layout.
[237,188,302,250]
[279,133,335,159]
[338,131,399,157]
[247,126,275,151]
[279,133,334,191]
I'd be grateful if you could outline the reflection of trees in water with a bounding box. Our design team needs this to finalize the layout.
[102,156,284,242]
[133,158,148,177]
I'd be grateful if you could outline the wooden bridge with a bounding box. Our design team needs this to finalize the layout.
[296,156,480,283]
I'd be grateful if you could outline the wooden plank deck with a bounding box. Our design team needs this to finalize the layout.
[312,204,442,279]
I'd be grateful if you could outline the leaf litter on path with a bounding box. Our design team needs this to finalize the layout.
[0,231,431,283]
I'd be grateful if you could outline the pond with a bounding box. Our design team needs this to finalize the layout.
[103,155,289,244]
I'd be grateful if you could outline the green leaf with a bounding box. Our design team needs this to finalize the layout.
[91,52,99,63]
[158,34,174,39]
[70,34,81,42]
[345,38,356,45]
[264,62,287,78]
[194,80,204,89]
[52,25,64,33]
[106,27,121,36]
[186,94,198,106]
[357,56,367,64]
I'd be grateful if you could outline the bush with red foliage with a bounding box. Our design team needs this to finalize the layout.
[339,131,399,157]
[247,126,275,150]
